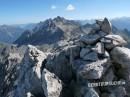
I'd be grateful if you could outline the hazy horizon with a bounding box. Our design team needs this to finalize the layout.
[0,0,130,25]
[0,16,130,26]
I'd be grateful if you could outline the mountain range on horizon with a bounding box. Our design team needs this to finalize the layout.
[14,16,84,45]
[1,16,130,29]
[0,16,130,45]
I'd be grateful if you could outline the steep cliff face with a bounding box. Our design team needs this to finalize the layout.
[0,18,130,97]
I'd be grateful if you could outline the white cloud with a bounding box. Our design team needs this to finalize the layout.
[66,4,75,11]
[51,5,57,10]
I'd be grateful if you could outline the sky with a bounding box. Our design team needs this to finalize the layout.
[0,0,130,24]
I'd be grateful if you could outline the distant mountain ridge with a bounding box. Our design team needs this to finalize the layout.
[111,17,130,30]
[14,16,86,45]
[15,18,65,45]
[77,17,130,30]
[0,22,37,43]
[14,16,130,46]
[13,23,36,30]
[0,25,24,43]
[1,16,130,45]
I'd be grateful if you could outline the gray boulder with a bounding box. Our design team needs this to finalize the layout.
[110,47,130,96]
[92,42,105,55]
[42,69,62,97]
[78,59,108,79]
[80,48,91,59]
[97,31,108,37]
[73,83,99,97]
[80,33,101,45]
[102,68,115,81]
[96,18,112,34]
[110,47,130,68]
[82,51,98,61]
[72,59,90,72]
[101,35,127,49]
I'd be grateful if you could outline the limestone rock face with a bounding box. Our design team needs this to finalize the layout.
[7,45,47,97]
[42,69,62,97]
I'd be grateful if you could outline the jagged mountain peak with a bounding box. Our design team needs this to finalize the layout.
[53,16,80,26]
[53,16,66,22]
[14,16,84,45]
[32,16,80,33]
[15,17,65,45]
[33,18,56,32]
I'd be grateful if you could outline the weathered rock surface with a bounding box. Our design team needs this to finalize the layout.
[101,35,127,49]
[93,42,105,55]
[42,69,62,97]
[96,18,112,34]
[82,51,98,61]
[110,46,130,96]
[80,47,91,58]
[85,88,99,97]
[110,47,130,68]
[73,83,99,97]
[0,45,24,97]
[77,59,108,79]
[102,86,127,97]
[8,45,47,97]
[80,33,101,45]
[102,68,115,81]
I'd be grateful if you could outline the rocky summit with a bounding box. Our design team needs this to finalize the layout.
[0,18,130,97]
